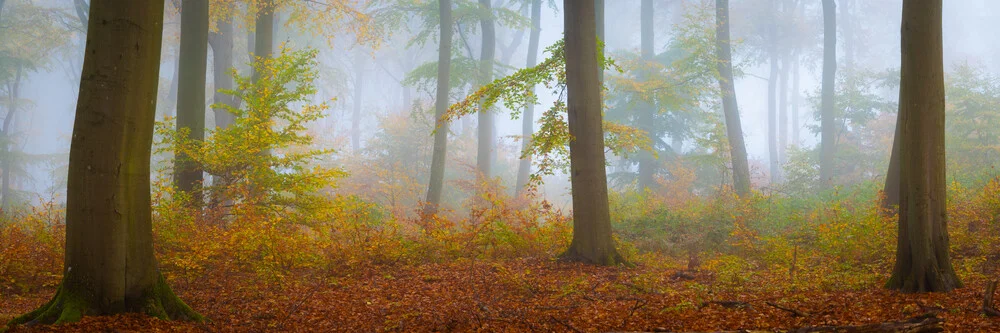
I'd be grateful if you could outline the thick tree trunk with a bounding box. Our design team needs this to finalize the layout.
[8,0,201,326]
[423,0,453,216]
[715,0,751,197]
[253,0,274,80]
[515,0,542,196]
[174,0,209,207]
[560,0,623,266]
[882,115,901,210]
[819,0,837,187]
[636,0,656,192]
[476,0,495,179]
[595,0,604,84]
[885,0,960,293]
[767,1,780,184]
[209,12,235,129]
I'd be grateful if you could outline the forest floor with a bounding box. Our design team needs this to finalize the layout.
[3,258,999,332]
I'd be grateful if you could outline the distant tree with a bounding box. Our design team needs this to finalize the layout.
[715,0,751,196]
[175,0,210,208]
[884,0,961,293]
[253,0,275,80]
[560,0,623,265]
[476,0,496,179]
[7,0,202,325]
[423,0,453,216]
[635,0,656,191]
[209,3,236,129]
[819,0,836,186]
[767,0,779,183]
[515,0,542,196]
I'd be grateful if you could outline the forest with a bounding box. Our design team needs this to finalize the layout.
[1,0,999,332]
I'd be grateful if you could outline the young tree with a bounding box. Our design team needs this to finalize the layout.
[819,0,836,186]
[7,0,201,325]
[715,0,751,196]
[476,0,496,179]
[423,0,453,216]
[515,0,542,195]
[175,0,210,207]
[884,0,961,293]
[560,0,623,266]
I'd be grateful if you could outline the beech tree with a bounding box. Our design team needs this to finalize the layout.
[175,0,209,206]
[423,0,453,216]
[636,0,656,191]
[560,0,622,266]
[715,0,751,196]
[8,0,201,325]
[884,0,961,293]
[819,0,836,186]
[476,0,496,179]
[515,0,542,195]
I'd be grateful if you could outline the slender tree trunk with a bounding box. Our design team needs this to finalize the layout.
[164,52,181,118]
[174,0,209,208]
[791,50,800,146]
[778,51,789,167]
[637,0,656,191]
[476,0,496,179]
[885,0,960,293]
[560,0,622,266]
[515,0,542,196]
[423,0,453,216]
[767,0,780,184]
[715,0,751,197]
[1,66,21,213]
[8,0,201,325]
[820,0,837,186]
[209,12,235,128]
[352,51,365,153]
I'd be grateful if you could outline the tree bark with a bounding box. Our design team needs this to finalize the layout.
[515,0,541,196]
[819,0,837,187]
[882,114,901,210]
[209,10,235,129]
[8,0,201,325]
[595,0,604,84]
[636,0,656,192]
[885,0,961,293]
[174,0,209,208]
[423,0,453,216]
[715,0,751,197]
[560,0,623,266]
[476,0,496,179]
[767,0,780,184]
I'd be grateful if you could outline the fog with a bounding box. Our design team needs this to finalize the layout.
[7,0,1000,210]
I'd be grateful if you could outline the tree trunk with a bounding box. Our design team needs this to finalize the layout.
[767,0,780,184]
[209,11,235,129]
[885,0,961,293]
[476,0,495,179]
[715,0,751,197]
[1,66,22,213]
[778,51,789,167]
[352,51,365,153]
[515,0,541,196]
[163,52,181,118]
[423,0,453,216]
[882,114,901,210]
[174,0,209,208]
[560,0,623,266]
[8,0,201,325]
[595,0,604,83]
[791,50,800,146]
[636,0,656,192]
[253,0,274,80]
[819,0,837,187]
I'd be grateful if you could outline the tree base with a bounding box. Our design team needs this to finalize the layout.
[6,274,202,328]
[558,245,628,266]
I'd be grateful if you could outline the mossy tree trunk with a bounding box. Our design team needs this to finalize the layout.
[175,0,209,208]
[885,0,961,293]
[8,0,201,327]
[560,0,623,266]
[423,0,453,217]
[714,0,751,197]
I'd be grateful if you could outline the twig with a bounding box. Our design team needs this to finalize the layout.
[621,298,649,328]
[765,301,809,317]
[699,300,751,310]
[549,315,583,333]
